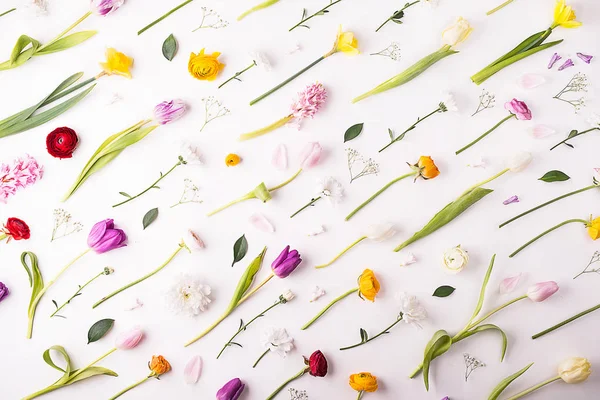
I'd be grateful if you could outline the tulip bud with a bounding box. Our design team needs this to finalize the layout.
[154,99,187,125]
[281,290,295,302]
[115,327,144,350]
[91,0,124,16]
[441,17,473,47]
[271,245,302,278]
[558,357,591,384]
[505,151,533,172]
[87,219,127,254]
[0,282,9,302]
[364,222,396,242]
[103,267,114,275]
[526,281,559,302]
[298,142,322,170]
[216,378,245,400]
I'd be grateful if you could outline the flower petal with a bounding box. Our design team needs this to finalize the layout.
[184,355,202,384]
[529,124,557,139]
[499,273,522,294]
[516,73,546,89]
[272,144,288,170]
[249,213,275,233]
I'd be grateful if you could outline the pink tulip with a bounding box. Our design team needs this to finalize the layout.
[504,98,532,121]
[298,142,322,169]
[526,281,558,302]
[115,327,144,350]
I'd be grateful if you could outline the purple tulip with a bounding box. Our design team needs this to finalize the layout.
[558,59,574,71]
[548,52,561,69]
[0,282,9,302]
[87,219,127,254]
[216,378,245,400]
[576,52,593,64]
[91,0,125,16]
[271,245,302,278]
[154,99,186,125]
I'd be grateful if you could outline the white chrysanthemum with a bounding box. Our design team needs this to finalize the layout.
[261,327,294,358]
[250,51,272,71]
[396,292,427,328]
[315,177,344,205]
[167,275,212,316]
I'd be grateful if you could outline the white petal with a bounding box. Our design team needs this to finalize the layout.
[310,286,326,302]
[466,156,486,168]
[307,225,325,236]
[272,144,288,170]
[499,274,522,294]
[517,73,546,90]
[249,213,275,233]
[399,253,417,267]
[183,356,202,384]
[528,124,556,139]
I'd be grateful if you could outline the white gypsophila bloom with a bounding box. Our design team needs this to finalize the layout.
[396,292,427,328]
[316,177,344,205]
[261,327,294,358]
[442,245,469,274]
[586,112,600,128]
[441,92,458,112]
[364,222,396,242]
[180,141,203,165]
[249,51,272,71]
[310,286,326,302]
[167,275,212,316]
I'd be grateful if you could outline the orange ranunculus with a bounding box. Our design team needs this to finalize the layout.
[349,372,379,393]
[149,355,171,375]
[358,269,380,302]
[416,156,440,180]
[587,216,600,240]
[225,153,241,167]
[188,49,225,81]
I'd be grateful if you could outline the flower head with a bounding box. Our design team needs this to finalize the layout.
[396,292,427,327]
[349,372,378,393]
[272,245,302,278]
[154,99,186,125]
[558,59,574,71]
[441,92,458,112]
[548,52,562,69]
[442,245,469,274]
[358,269,380,302]
[526,281,559,302]
[217,378,245,400]
[364,222,396,242]
[552,0,581,29]
[0,154,43,203]
[310,286,326,302]
[587,216,600,240]
[261,327,294,358]
[332,26,359,56]
[413,156,440,180]
[505,98,532,120]
[46,127,79,159]
[290,83,327,121]
[180,141,202,165]
[0,282,9,302]
[3,217,30,241]
[299,142,322,169]
[281,290,295,302]
[149,355,171,376]
[225,153,241,167]
[441,17,473,47]
[115,327,144,350]
[316,177,344,205]
[249,51,272,71]
[305,350,328,377]
[100,48,133,78]
[188,49,225,81]
[91,0,124,16]
[577,52,593,64]
[558,357,591,383]
[166,274,212,316]
[506,151,533,172]
[87,219,127,253]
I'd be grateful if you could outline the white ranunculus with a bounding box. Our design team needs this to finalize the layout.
[281,290,295,302]
[441,92,458,112]
[249,51,272,71]
[442,245,469,274]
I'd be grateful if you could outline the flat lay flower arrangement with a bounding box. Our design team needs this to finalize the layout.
[0,0,599,399]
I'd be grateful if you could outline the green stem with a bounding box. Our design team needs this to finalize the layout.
[269,168,303,191]
[456,114,515,155]
[250,57,325,105]
[0,8,16,18]
[357,391,365,400]
[138,0,194,35]
[219,62,256,89]
[487,0,516,15]
[22,385,62,400]
[459,168,509,199]
[238,0,281,20]
[92,243,187,308]
[50,270,104,317]
[340,316,403,350]
[500,185,598,228]
[345,172,416,220]
[379,107,441,152]
[509,219,587,258]
[315,237,367,269]
[290,196,321,218]
[302,288,358,329]
[238,273,274,306]
[376,1,419,32]
[252,349,271,368]
[70,347,117,381]
[266,369,307,400]
[288,0,343,31]
[550,127,600,150]
[532,303,600,339]
[458,296,527,336]
[108,376,152,400]
[505,376,561,400]
[239,115,294,140]
[113,158,183,207]
[185,312,229,347]
[206,193,254,216]
[38,11,92,51]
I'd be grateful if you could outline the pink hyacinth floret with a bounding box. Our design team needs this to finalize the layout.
[0,154,43,203]
[290,83,327,121]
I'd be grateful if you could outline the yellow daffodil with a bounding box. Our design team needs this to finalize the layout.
[333,26,359,56]
[587,216,600,240]
[100,48,133,79]
[552,0,581,29]
[188,49,225,81]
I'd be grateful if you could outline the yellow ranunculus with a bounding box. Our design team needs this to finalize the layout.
[100,48,133,78]
[358,269,380,302]
[188,49,225,81]
[332,25,359,56]
[587,216,600,240]
[349,372,379,393]
[552,0,581,29]
[441,17,473,47]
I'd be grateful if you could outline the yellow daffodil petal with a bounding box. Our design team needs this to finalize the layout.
[100,48,133,79]
[552,0,581,28]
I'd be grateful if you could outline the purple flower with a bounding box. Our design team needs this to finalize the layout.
[0,282,9,302]
[154,99,187,125]
[504,98,532,121]
[272,245,302,278]
[441,397,450,400]
[290,82,327,121]
[577,52,593,64]
[87,219,127,254]
[503,195,519,205]
[216,378,245,400]
[558,59,574,71]
[548,52,562,69]
[91,0,125,16]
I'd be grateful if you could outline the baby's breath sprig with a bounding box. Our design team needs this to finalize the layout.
[346,148,379,183]
[553,72,588,113]
[573,251,600,280]
[192,7,229,32]
[51,209,83,242]
[464,353,485,381]
[471,89,495,116]
[171,179,203,208]
[200,96,230,132]
[370,42,401,61]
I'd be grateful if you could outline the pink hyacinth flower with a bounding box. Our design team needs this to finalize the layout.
[154,99,187,125]
[290,83,327,121]
[558,59,574,71]
[91,0,125,16]
[548,52,561,69]
[527,281,559,302]
[115,327,144,350]
[0,154,43,203]
[504,98,532,120]
[576,52,593,64]
[298,142,322,170]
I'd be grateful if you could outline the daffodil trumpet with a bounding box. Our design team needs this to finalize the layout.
[238,0,281,21]
[472,0,581,85]
[345,156,440,221]
[249,26,358,105]
[509,216,599,258]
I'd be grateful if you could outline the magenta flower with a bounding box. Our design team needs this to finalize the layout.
[527,281,559,302]
[217,378,245,400]
[154,99,187,125]
[87,219,127,253]
[290,82,327,121]
[558,59,574,71]
[91,0,125,16]
[0,154,43,203]
[548,52,562,69]
[0,282,8,302]
[272,245,302,278]
[115,327,144,350]
[577,52,593,64]
[299,142,322,170]
[505,98,532,120]
[503,195,519,205]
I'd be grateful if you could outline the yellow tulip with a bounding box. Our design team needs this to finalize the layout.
[334,26,359,55]
[552,0,581,29]
[349,372,379,393]
[100,48,133,79]
[587,216,600,240]
[441,17,473,47]
[188,49,225,81]
[358,269,380,301]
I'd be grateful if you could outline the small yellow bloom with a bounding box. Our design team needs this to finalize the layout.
[358,269,380,302]
[100,48,133,78]
[327,25,359,57]
[416,155,440,180]
[188,49,225,81]
[349,372,379,393]
[225,153,241,167]
[149,355,171,375]
[552,0,581,29]
[587,216,600,240]
[441,17,473,47]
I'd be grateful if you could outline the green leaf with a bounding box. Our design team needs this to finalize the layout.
[457,324,508,362]
[9,35,40,65]
[142,208,159,230]
[230,342,243,348]
[388,128,394,140]
[119,192,131,198]
[43,345,72,385]
[36,31,97,55]
[467,254,496,325]
[422,330,452,391]
[359,328,368,343]
[487,363,534,400]
[432,285,455,298]
[226,247,266,313]
[66,366,118,385]
[343,123,364,142]
[87,319,114,344]
[52,300,58,309]
[567,129,579,138]
[162,34,177,61]
[21,251,44,337]
[539,170,570,183]
[231,234,249,267]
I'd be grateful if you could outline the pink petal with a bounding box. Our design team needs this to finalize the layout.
[184,355,202,384]
[528,124,556,139]
[249,213,275,233]
[499,273,522,294]
[272,144,288,170]
[517,73,546,90]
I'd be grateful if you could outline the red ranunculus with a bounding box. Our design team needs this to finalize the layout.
[46,127,79,159]
[4,217,30,240]
[306,350,328,377]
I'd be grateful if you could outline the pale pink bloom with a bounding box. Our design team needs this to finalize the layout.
[184,355,203,384]
[527,281,559,302]
[298,142,322,169]
[504,98,532,120]
[91,0,124,16]
[249,213,275,233]
[187,229,205,250]
[529,124,556,139]
[272,144,288,170]
[499,273,522,294]
[290,83,327,121]
[115,327,144,350]
[0,154,43,203]
[517,74,546,90]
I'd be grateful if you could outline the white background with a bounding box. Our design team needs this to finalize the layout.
[1,0,599,399]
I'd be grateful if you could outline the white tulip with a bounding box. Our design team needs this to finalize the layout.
[558,357,591,384]
[505,151,532,172]
[365,222,396,242]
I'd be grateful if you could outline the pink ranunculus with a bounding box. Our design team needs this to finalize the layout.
[526,281,559,302]
[504,98,532,120]
[115,327,144,350]
[298,142,322,170]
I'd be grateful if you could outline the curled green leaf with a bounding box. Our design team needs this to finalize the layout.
[87,318,115,344]
[422,330,452,391]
